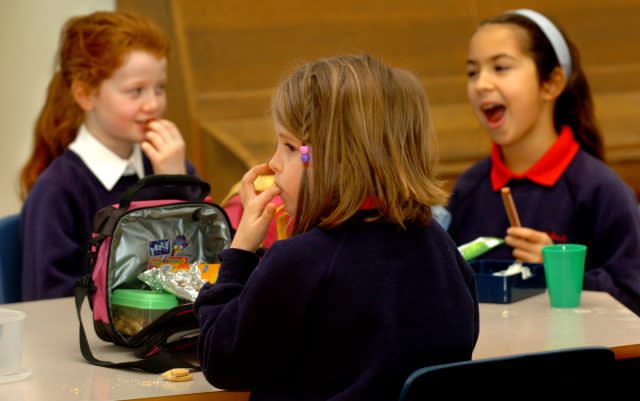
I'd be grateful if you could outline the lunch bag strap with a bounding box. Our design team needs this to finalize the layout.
[119,175,210,209]
[74,280,198,373]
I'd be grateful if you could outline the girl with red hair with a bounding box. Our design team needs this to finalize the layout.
[20,11,196,300]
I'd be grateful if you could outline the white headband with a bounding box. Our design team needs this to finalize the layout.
[508,9,572,78]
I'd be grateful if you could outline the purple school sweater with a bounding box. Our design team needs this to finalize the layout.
[20,150,196,301]
[448,150,640,315]
[195,217,479,401]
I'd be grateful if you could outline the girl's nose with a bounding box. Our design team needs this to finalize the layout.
[474,70,493,91]
[268,152,280,173]
[142,92,161,112]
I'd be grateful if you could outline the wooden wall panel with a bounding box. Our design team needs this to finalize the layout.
[119,0,640,201]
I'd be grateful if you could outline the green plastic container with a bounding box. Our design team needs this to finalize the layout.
[458,237,504,261]
[111,289,178,336]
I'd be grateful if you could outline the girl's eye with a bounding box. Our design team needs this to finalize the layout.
[284,143,296,152]
[495,65,511,72]
[128,87,144,96]
[466,70,478,78]
[155,83,166,95]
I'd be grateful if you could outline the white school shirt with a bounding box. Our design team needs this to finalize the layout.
[68,125,145,191]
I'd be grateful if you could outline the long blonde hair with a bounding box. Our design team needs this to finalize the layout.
[272,55,447,234]
[20,11,168,199]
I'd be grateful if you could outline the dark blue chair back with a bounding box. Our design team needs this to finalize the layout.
[398,346,615,400]
[0,214,21,303]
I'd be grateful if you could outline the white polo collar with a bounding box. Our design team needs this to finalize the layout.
[68,125,145,190]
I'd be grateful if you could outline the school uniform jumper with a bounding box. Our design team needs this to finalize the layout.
[195,216,479,401]
[21,126,196,301]
[448,127,640,314]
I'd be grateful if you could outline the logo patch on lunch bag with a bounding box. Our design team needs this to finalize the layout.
[149,239,171,256]
[173,235,189,254]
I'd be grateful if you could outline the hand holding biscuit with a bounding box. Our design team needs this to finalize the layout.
[231,164,281,252]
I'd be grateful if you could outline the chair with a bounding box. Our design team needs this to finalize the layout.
[0,214,22,303]
[398,346,615,400]
[613,356,640,385]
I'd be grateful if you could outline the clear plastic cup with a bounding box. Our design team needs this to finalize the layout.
[0,308,26,375]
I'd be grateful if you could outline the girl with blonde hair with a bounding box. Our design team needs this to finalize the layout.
[195,54,478,401]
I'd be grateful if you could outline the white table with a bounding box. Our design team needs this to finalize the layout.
[0,297,248,401]
[474,290,640,360]
[2,291,639,400]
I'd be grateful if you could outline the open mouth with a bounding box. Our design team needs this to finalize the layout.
[481,104,506,128]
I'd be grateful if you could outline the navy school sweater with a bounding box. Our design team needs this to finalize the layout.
[20,150,196,301]
[448,150,640,315]
[195,217,479,401]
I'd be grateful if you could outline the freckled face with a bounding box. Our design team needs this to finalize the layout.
[268,122,304,216]
[83,50,167,156]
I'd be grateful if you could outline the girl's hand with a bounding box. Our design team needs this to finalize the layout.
[504,227,553,263]
[231,164,281,252]
[141,119,187,174]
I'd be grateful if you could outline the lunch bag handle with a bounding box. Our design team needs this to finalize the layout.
[119,175,211,210]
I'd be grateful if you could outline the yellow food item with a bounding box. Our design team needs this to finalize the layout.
[168,374,193,382]
[161,368,193,382]
[161,368,190,379]
[113,315,149,336]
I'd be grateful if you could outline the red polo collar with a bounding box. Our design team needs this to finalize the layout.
[361,196,378,210]
[490,126,580,191]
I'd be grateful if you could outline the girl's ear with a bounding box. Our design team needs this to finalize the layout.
[542,67,567,101]
[71,81,94,111]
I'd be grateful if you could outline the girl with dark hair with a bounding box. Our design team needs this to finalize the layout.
[448,9,640,314]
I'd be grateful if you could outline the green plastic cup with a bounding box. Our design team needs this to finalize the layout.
[542,244,587,308]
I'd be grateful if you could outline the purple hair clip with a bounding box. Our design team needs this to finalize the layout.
[300,145,311,166]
